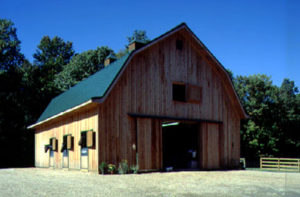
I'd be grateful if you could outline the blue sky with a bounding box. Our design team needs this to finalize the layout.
[1,0,299,87]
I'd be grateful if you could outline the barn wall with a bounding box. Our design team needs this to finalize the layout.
[35,106,99,172]
[98,29,241,170]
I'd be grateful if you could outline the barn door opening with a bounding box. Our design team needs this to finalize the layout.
[162,122,199,170]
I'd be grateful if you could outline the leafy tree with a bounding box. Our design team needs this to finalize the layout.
[234,74,300,162]
[0,19,34,167]
[234,75,279,159]
[54,46,113,91]
[116,30,150,58]
[276,79,300,157]
[33,36,74,70]
[0,19,24,72]
[33,36,75,106]
[127,30,150,43]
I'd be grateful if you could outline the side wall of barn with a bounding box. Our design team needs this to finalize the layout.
[35,106,99,172]
[97,28,241,170]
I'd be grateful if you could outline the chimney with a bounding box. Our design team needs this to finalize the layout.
[128,39,147,51]
[104,54,117,67]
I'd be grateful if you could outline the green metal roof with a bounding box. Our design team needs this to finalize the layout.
[37,52,131,123]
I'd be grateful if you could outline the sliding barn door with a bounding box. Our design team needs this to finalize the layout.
[199,123,221,169]
[136,118,162,171]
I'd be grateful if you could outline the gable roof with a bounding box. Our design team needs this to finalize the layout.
[29,23,247,129]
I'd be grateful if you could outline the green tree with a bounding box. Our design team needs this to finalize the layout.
[33,36,75,104]
[0,19,34,167]
[0,19,24,72]
[234,74,300,162]
[54,46,113,91]
[235,75,280,160]
[127,30,150,43]
[116,30,150,58]
[276,79,300,157]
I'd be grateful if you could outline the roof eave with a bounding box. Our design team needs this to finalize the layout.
[27,98,101,129]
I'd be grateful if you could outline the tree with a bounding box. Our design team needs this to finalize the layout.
[0,19,24,72]
[33,36,75,104]
[234,74,300,162]
[234,75,280,160]
[0,19,34,167]
[127,30,150,43]
[276,79,300,157]
[116,30,150,58]
[33,36,74,70]
[54,46,113,91]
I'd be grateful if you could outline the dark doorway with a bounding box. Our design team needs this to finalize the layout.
[162,122,199,170]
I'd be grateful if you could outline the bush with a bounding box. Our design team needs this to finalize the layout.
[107,164,116,174]
[130,164,139,174]
[99,162,107,174]
[118,160,129,174]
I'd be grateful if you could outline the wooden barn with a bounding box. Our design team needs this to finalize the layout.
[28,23,247,172]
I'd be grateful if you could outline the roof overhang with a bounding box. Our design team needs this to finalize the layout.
[27,97,101,129]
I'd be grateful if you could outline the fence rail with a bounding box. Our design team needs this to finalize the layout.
[260,157,300,172]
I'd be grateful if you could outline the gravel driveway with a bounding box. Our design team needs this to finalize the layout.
[0,168,299,197]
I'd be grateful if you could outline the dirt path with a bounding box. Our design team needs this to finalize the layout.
[0,168,299,197]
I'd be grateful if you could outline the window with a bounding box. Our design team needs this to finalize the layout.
[78,132,87,148]
[78,130,95,149]
[173,83,186,102]
[44,144,52,153]
[176,39,183,50]
[61,135,67,153]
[50,138,57,151]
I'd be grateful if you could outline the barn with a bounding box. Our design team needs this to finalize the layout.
[28,23,247,172]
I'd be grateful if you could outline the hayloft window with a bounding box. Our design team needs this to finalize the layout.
[173,83,186,102]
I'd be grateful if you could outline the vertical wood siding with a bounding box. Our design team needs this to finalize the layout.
[35,28,242,171]
[35,106,99,172]
[97,29,241,170]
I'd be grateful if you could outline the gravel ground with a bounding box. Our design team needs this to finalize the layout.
[0,168,299,197]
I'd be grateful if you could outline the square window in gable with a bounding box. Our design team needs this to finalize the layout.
[172,83,186,102]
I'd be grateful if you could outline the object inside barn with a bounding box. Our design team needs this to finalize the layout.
[162,122,199,170]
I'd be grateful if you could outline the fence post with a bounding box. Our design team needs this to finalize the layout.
[278,158,280,171]
[260,158,262,169]
[298,159,300,172]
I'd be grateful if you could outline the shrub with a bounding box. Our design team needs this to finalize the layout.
[99,162,107,174]
[130,164,139,174]
[107,164,116,174]
[118,160,129,174]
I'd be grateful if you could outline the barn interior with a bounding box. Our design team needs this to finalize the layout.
[162,121,199,170]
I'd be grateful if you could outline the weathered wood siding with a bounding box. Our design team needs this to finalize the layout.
[35,106,99,171]
[98,28,241,170]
